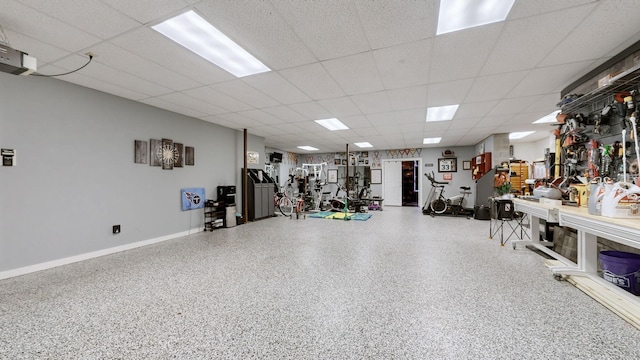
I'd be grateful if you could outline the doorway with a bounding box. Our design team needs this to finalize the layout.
[402,160,419,206]
[382,158,422,207]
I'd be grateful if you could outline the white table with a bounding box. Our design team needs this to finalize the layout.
[512,198,640,310]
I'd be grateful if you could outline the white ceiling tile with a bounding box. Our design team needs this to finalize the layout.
[448,118,482,130]
[387,85,428,110]
[43,56,173,97]
[373,40,431,89]
[355,0,436,49]
[486,96,543,117]
[322,52,385,95]
[139,97,205,118]
[509,0,598,20]
[279,63,346,100]
[2,0,101,52]
[262,106,306,123]
[216,112,265,128]
[395,109,425,124]
[353,127,381,136]
[90,42,201,91]
[182,86,252,113]
[455,101,498,119]
[157,92,227,116]
[60,72,149,101]
[429,23,503,83]
[350,91,393,114]
[3,29,71,64]
[287,101,333,120]
[103,0,190,23]
[341,115,372,128]
[427,79,475,107]
[374,125,403,135]
[366,112,398,126]
[110,27,235,85]
[19,0,140,39]
[242,72,310,104]
[476,115,513,128]
[509,61,594,98]
[423,120,450,132]
[464,71,528,103]
[211,80,280,108]
[522,94,562,114]
[195,0,317,70]
[237,109,286,125]
[270,0,369,60]
[539,1,640,67]
[317,97,362,117]
[481,5,596,75]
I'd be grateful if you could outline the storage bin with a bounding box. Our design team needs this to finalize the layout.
[599,251,640,295]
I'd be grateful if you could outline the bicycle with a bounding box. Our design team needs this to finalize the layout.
[423,172,472,217]
[274,185,294,217]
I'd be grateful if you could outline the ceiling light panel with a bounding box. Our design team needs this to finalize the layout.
[423,137,442,144]
[152,10,270,77]
[509,131,535,139]
[436,0,516,35]
[315,118,350,131]
[297,146,319,151]
[426,104,459,122]
[354,142,373,148]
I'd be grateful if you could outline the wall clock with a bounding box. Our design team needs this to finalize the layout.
[438,158,457,172]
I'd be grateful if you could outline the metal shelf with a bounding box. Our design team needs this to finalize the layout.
[561,62,640,114]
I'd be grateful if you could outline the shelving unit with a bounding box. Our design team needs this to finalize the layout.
[204,199,226,231]
[561,62,640,114]
[471,152,492,180]
[509,161,529,196]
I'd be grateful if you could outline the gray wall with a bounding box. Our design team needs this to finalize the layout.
[0,73,251,272]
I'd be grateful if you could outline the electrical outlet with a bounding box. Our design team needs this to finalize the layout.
[112,225,121,234]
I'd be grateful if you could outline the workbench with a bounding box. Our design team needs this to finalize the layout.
[512,198,640,329]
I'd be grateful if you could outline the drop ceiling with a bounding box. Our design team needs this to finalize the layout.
[2,0,640,153]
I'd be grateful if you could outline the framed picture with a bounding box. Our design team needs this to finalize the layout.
[371,169,382,184]
[134,140,147,164]
[342,159,347,165]
[328,169,338,183]
[438,158,457,172]
[361,151,369,158]
[334,159,341,165]
[463,160,471,170]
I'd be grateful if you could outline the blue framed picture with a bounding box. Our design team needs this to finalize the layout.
[181,187,205,210]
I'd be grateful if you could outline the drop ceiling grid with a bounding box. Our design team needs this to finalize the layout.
[354,0,437,50]
[194,0,317,71]
[316,97,363,118]
[3,0,101,52]
[480,6,591,76]
[372,39,432,89]
[241,72,311,105]
[19,0,140,40]
[156,92,228,116]
[322,52,385,96]
[428,24,504,84]
[538,1,640,68]
[109,27,236,85]
[181,86,253,113]
[100,0,191,24]
[269,0,370,61]
[279,63,347,101]
[210,80,281,109]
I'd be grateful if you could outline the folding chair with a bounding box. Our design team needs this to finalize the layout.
[489,199,530,246]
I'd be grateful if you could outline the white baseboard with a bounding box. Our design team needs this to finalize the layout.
[0,228,203,280]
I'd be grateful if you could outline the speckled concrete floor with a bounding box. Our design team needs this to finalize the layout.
[1,207,638,359]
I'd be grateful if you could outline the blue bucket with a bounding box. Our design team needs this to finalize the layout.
[599,251,640,295]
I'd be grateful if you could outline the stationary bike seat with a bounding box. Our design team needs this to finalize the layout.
[460,186,470,190]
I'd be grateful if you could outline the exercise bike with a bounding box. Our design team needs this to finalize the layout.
[422,172,473,218]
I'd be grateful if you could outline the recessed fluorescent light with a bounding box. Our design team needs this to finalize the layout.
[314,118,349,131]
[532,110,561,124]
[297,146,319,151]
[354,142,373,148]
[509,131,535,140]
[437,0,516,35]
[426,105,459,122]
[423,137,442,144]
[152,10,270,77]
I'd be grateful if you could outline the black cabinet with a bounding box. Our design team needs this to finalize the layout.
[204,199,226,231]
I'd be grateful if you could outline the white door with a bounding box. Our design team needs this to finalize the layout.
[383,160,402,206]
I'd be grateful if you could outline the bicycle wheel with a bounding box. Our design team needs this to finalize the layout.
[430,199,447,214]
[278,196,294,217]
